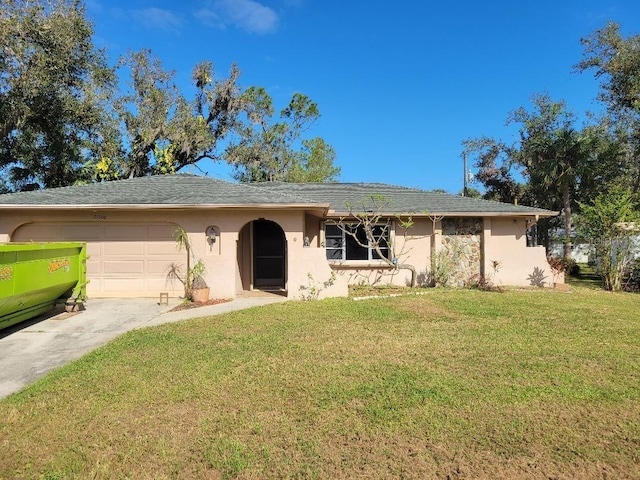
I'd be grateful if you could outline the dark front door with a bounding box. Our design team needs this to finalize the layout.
[253,220,285,288]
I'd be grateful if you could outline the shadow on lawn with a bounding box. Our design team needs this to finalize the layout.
[567,264,604,290]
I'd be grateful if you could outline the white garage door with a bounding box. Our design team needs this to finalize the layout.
[12,222,185,297]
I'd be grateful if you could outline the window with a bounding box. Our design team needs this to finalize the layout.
[526,224,538,247]
[324,223,391,261]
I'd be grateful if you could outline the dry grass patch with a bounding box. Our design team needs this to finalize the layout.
[1,291,639,479]
[392,293,461,321]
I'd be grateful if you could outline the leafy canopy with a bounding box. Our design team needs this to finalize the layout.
[0,0,116,190]
[0,1,339,191]
[226,87,340,183]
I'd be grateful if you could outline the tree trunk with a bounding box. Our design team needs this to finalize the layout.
[400,263,417,288]
[562,177,572,263]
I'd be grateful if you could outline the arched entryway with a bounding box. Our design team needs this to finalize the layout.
[237,219,287,293]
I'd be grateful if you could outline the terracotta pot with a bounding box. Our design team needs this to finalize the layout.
[191,287,210,303]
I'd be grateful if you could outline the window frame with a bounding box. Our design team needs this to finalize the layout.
[323,221,394,263]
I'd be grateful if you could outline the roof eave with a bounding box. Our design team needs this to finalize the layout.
[0,202,331,211]
[326,210,559,218]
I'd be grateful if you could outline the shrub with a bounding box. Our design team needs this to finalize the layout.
[623,258,640,292]
[567,259,580,276]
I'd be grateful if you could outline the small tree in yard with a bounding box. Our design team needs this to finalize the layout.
[330,195,419,287]
[578,187,639,291]
[167,227,207,300]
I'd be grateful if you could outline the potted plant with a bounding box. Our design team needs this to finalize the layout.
[167,227,210,302]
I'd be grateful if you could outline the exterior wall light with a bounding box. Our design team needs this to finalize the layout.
[206,226,217,244]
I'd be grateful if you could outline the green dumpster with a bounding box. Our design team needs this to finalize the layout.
[0,242,88,331]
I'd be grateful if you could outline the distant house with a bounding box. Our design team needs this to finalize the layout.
[549,228,640,265]
[548,241,594,264]
[0,174,558,299]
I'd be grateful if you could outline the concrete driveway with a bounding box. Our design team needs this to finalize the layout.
[0,295,287,399]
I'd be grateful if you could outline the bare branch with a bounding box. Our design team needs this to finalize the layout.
[330,195,419,287]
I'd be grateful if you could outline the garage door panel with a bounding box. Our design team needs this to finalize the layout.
[147,259,179,275]
[104,224,147,240]
[103,278,145,291]
[103,241,144,255]
[12,221,181,297]
[103,260,144,274]
[148,224,176,237]
[148,242,181,255]
[86,260,101,275]
[148,277,179,291]
[86,277,102,291]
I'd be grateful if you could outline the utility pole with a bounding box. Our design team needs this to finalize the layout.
[462,152,468,197]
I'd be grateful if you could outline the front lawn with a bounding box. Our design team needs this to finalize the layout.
[1,288,639,479]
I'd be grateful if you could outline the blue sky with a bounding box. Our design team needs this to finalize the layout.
[86,0,640,193]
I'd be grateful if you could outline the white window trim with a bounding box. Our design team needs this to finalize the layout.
[322,220,395,264]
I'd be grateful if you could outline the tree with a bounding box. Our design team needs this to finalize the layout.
[511,94,595,261]
[226,87,339,182]
[458,186,482,199]
[287,138,340,183]
[577,187,639,291]
[461,136,526,204]
[576,22,640,116]
[106,50,242,179]
[576,22,640,192]
[463,95,602,259]
[0,0,117,190]
[331,195,418,287]
[167,226,208,300]
[575,120,629,203]
[0,3,337,189]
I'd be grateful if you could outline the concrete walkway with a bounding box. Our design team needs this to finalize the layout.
[0,295,288,400]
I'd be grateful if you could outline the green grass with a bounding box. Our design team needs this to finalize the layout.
[566,263,604,290]
[1,287,639,479]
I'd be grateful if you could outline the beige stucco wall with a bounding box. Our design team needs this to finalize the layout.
[0,208,557,297]
[0,208,349,299]
[321,216,434,287]
[317,215,555,289]
[179,209,348,298]
[483,217,556,287]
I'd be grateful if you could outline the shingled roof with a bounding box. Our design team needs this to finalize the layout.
[0,174,319,208]
[0,174,557,217]
[250,181,557,217]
